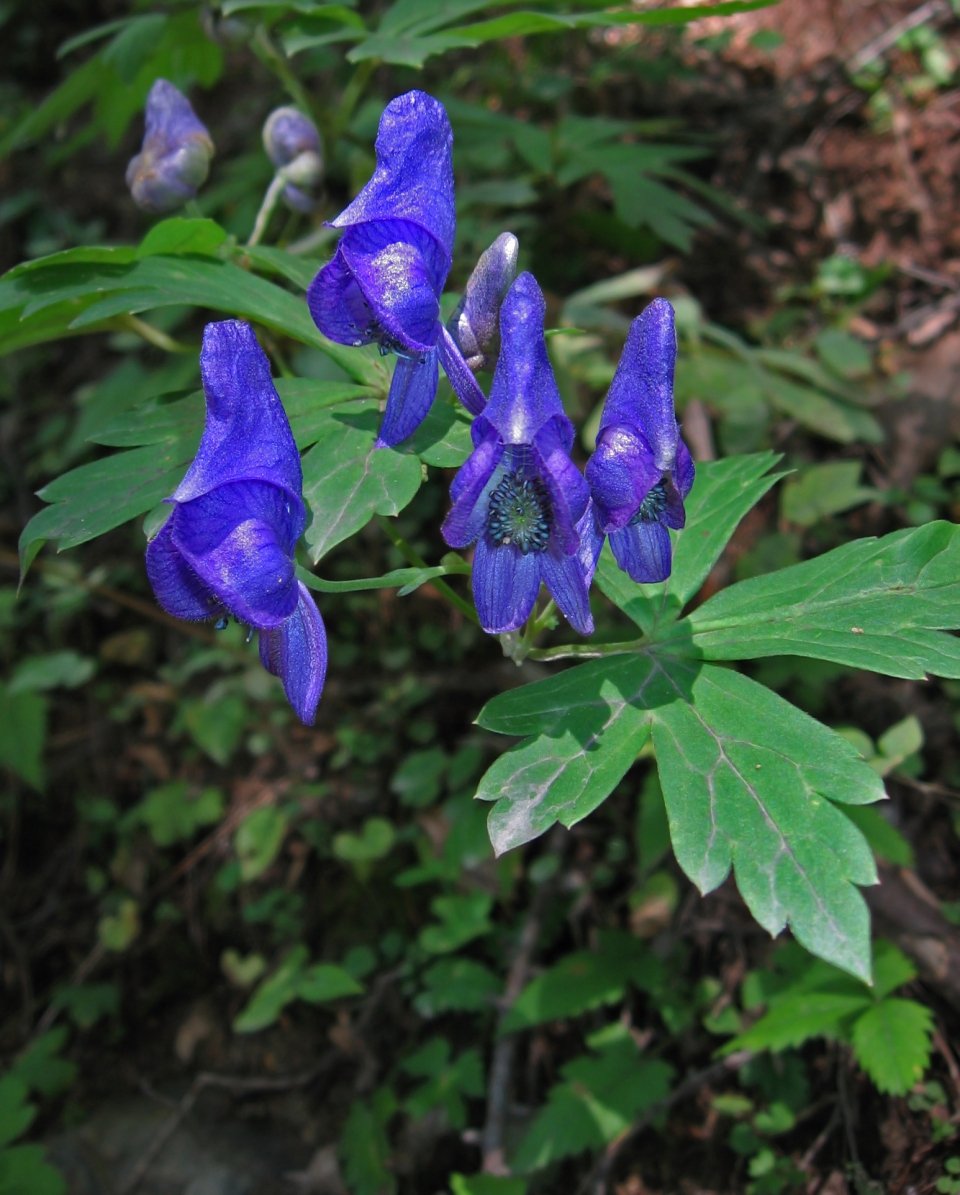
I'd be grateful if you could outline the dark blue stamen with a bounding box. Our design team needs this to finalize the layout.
[363,322,426,364]
[630,480,667,525]
[214,615,229,631]
[486,471,552,555]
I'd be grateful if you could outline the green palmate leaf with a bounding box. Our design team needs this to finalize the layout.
[18,379,374,575]
[476,654,654,850]
[662,521,960,679]
[595,452,787,633]
[300,402,423,561]
[340,0,779,67]
[479,659,882,978]
[407,400,474,467]
[0,251,386,389]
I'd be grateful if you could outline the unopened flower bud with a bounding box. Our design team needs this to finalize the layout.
[447,232,519,372]
[126,79,214,214]
[263,107,323,211]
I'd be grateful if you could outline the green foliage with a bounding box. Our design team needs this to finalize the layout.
[341,1088,397,1195]
[235,806,289,881]
[501,930,661,1032]
[50,983,120,1029]
[0,10,221,158]
[419,892,493,954]
[781,462,880,527]
[414,959,502,1017]
[730,941,933,1095]
[451,1176,527,1195]
[272,0,780,70]
[0,1030,75,1195]
[512,1024,673,1172]
[183,695,247,764]
[401,1038,484,1128]
[234,944,363,1032]
[8,651,95,693]
[0,686,46,790]
[125,782,223,847]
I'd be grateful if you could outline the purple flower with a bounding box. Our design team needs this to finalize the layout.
[441,273,593,636]
[145,320,326,724]
[584,298,695,584]
[126,79,214,214]
[307,90,457,448]
[263,106,323,213]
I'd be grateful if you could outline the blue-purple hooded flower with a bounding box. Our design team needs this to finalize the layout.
[441,273,593,636]
[307,90,455,448]
[126,79,214,214]
[145,320,326,724]
[584,298,694,584]
[263,106,323,213]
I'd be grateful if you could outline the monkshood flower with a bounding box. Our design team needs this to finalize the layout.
[145,320,327,724]
[584,298,695,584]
[307,90,464,448]
[447,232,520,372]
[263,106,323,213]
[126,79,214,214]
[441,272,593,636]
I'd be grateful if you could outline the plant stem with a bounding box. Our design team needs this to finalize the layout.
[252,25,319,126]
[376,516,479,625]
[526,637,646,662]
[114,314,194,354]
[246,173,288,248]
[334,58,377,137]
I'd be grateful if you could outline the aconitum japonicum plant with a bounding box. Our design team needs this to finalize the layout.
[585,298,694,583]
[441,272,594,636]
[307,90,461,448]
[126,79,215,214]
[145,320,327,724]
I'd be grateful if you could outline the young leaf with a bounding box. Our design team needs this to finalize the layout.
[300,403,423,561]
[667,521,960,679]
[851,998,933,1095]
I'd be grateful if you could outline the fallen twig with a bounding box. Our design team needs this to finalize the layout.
[847,0,950,76]
[480,889,550,1173]
[119,1056,340,1195]
[577,1049,753,1195]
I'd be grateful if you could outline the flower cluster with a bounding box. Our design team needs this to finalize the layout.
[142,88,692,726]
